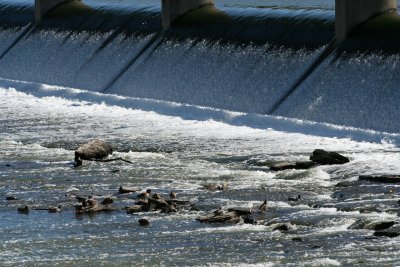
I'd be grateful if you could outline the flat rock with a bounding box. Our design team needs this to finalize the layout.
[310,149,349,165]
[197,211,239,224]
[75,140,113,161]
[119,186,140,194]
[270,161,316,171]
[359,175,400,184]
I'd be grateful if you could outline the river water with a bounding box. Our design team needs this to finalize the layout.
[1,0,400,266]
[1,81,400,266]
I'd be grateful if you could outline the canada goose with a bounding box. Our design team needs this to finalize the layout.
[259,200,268,212]
[169,192,177,199]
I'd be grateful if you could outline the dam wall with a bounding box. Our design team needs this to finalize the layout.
[0,1,399,133]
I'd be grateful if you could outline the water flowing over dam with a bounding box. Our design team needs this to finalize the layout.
[0,0,399,133]
[3,1,400,266]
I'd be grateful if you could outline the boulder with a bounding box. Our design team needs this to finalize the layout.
[270,161,316,171]
[310,149,349,165]
[359,175,400,184]
[75,140,113,161]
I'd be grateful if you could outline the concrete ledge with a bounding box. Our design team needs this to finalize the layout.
[336,0,397,42]
[162,0,214,29]
[35,0,77,21]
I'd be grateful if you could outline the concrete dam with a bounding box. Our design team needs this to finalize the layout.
[1,0,400,133]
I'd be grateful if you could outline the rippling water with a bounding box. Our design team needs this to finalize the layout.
[1,82,400,266]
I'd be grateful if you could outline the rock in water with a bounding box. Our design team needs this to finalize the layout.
[374,224,400,238]
[75,140,113,161]
[138,218,150,226]
[359,175,400,184]
[270,161,316,171]
[310,149,349,165]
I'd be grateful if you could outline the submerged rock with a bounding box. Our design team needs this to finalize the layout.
[310,149,349,165]
[6,196,18,201]
[359,175,400,184]
[270,161,316,171]
[74,140,113,162]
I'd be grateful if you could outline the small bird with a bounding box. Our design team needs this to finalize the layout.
[169,192,177,199]
[101,197,114,206]
[138,218,150,226]
[152,193,162,200]
[17,206,29,214]
[213,207,224,216]
[48,205,61,213]
[288,195,301,202]
[259,200,268,212]
[137,189,151,199]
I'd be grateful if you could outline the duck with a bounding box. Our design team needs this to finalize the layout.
[288,195,301,202]
[152,193,162,200]
[259,200,268,212]
[17,206,29,214]
[101,197,114,206]
[48,205,62,213]
[169,192,177,199]
[137,189,151,199]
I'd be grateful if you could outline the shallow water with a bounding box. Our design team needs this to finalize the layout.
[1,83,400,266]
